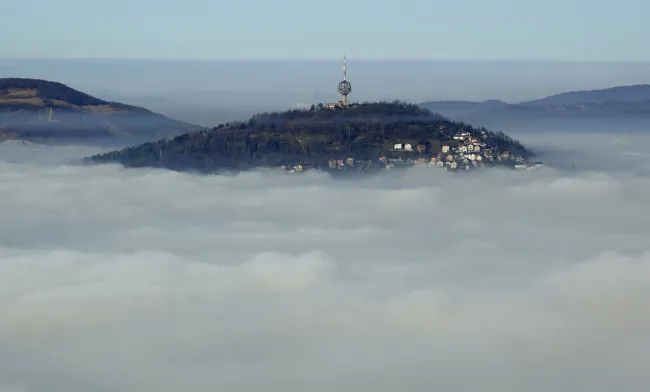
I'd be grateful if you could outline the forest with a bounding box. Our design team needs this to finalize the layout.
[86,101,532,172]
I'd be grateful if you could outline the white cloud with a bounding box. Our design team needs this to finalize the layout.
[1,133,650,391]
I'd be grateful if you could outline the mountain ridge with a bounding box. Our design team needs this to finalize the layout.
[421,84,650,111]
[419,84,650,131]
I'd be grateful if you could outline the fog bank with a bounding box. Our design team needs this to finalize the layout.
[1,132,649,391]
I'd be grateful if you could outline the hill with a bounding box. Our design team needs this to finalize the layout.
[522,85,650,107]
[0,78,202,143]
[419,85,650,132]
[85,101,534,174]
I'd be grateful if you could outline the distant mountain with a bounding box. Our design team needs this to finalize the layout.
[420,85,650,132]
[522,85,650,107]
[0,78,202,143]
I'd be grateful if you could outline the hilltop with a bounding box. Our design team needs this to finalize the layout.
[85,101,535,174]
[0,78,201,143]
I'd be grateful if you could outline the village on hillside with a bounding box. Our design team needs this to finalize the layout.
[281,129,543,174]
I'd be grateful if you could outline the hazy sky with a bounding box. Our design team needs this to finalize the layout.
[1,0,648,61]
[1,133,650,391]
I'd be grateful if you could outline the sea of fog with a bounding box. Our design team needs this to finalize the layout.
[1,131,650,392]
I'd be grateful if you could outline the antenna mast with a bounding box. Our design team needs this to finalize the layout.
[337,54,352,107]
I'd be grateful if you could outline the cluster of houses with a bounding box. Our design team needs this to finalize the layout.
[280,130,540,174]
[384,130,527,171]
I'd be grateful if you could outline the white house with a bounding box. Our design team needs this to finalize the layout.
[394,143,403,150]
[459,145,468,153]
[467,144,474,152]
[473,145,481,153]
[404,143,413,151]
[450,162,458,169]
[441,145,450,153]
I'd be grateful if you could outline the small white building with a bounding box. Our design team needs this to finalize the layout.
[459,145,468,153]
[441,145,450,153]
[467,144,474,152]
[473,145,481,153]
[450,162,458,169]
[394,143,403,151]
[404,143,413,152]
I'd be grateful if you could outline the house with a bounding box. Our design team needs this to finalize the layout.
[445,154,454,162]
[346,157,354,166]
[441,145,450,153]
[473,145,481,153]
[430,156,438,162]
[467,145,474,152]
[294,164,303,172]
[436,161,444,167]
[459,145,468,153]
[328,159,337,169]
[416,144,426,153]
[393,143,403,151]
[450,162,458,169]
[404,143,413,152]
[337,159,345,168]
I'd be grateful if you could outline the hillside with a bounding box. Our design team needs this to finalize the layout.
[0,78,201,142]
[85,101,534,174]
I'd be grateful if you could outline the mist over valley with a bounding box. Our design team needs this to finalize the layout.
[2,58,650,392]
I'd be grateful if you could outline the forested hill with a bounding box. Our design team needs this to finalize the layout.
[85,101,533,173]
[0,78,201,142]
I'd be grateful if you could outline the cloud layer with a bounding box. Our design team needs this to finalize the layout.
[1,134,650,392]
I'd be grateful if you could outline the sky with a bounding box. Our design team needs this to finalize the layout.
[1,0,648,61]
[1,132,650,391]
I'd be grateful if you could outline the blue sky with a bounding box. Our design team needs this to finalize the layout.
[0,0,647,60]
